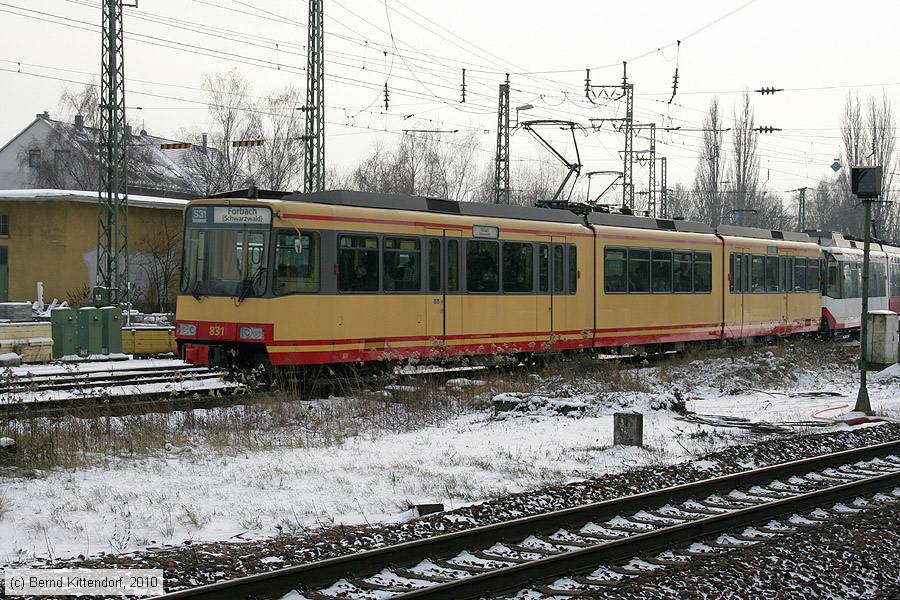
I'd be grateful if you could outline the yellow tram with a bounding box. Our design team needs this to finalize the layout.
[174,190,823,369]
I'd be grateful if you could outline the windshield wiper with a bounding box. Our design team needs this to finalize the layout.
[238,267,266,303]
[191,283,203,302]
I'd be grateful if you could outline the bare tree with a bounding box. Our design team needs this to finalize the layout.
[665,183,695,220]
[59,83,101,129]
[820,92,900,239]
[133,216,181,313]
[865,93,898,238]
[727,92,762,227]
[181,70,256,194]
[247,86,304,191]
[692,98,727,226]
[350,128,482,200]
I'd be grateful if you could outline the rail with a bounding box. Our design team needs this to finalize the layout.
[154,439,900,600]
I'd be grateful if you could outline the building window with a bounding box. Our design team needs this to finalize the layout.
[28,149,42,168]
[0,215,9,236]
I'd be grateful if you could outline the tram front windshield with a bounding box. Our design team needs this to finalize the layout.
[181,205,271,298]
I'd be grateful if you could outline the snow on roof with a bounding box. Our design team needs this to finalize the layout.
[0,189,187,210]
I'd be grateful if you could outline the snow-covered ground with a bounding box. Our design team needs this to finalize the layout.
[1,343,898,567]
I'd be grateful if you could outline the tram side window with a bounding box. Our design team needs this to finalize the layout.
[892,260,900,296]
[273,230,320,295]
[729,253,739,293]
[652,250,673,293]
[750,255,765,292]
[628,248,651,293]
[694,251,712,293]
[765,256,780,292]
[383,238,421,292]
[568,245,578,294]
[793,258,807,292]
[826,258,841,298]
[780,257,790,293]
[538,245,550,293]
[467,240,499,293]
[339,235,379,292]
[807,259,821,293]
[844,263,860,298]
[429,239,441,292]
[502,242,533,293]
[869,262,887,297]
[553,245,565,293]
[604,247,627,293]
[675,251,693,292]
[447,239,460,292]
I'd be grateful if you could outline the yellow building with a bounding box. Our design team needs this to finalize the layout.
[0,189,185,308]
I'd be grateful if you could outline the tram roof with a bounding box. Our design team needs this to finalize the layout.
[280,190,585,224]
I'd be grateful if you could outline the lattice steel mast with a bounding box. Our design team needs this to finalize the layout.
[95,0,134,306]
[622,66,634,209]
[659,157,668,218]
[495,75,511,204]
[586,62,634,210]
[303,0,325,193]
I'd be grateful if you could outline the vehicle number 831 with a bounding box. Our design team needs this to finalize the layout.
[208,325,226,336]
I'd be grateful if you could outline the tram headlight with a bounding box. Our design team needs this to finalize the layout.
[177,322,197,337]
[239,326,265,341]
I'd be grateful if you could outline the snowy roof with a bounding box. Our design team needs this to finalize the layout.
[1,115,224,199]
[0,189,187,210]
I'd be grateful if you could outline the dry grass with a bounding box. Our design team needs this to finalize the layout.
[0,339,856,473]
[0,366,531,471]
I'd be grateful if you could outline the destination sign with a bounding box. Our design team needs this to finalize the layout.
[213,206,272,225]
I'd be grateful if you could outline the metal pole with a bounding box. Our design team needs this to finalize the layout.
[494,75,510,205]
[855,198,873,414]
[303,0,325,193]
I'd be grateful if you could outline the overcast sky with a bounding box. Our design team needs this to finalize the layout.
[1,0,898,201]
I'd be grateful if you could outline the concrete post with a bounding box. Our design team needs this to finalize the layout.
[614,412,643,446]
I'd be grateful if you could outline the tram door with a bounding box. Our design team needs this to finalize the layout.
[426,229,463,356]
[550,237,568,336]
[536,241,552,342]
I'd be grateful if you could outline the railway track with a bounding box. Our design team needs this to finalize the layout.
[153,440,900,600]
[0,360,240,419]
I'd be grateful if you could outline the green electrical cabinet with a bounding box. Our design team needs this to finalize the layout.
[50,308,77,358]
[100,306,123,355]
[76,308,103,357]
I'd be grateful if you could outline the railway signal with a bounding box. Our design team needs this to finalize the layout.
[850,165,883,415]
